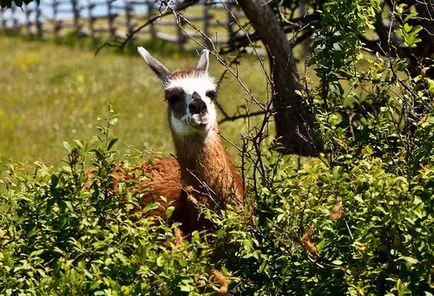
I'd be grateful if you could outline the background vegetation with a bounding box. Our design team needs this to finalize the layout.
[1,0,434,295]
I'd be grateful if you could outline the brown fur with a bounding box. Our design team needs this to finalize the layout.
[169,69,204,80]
[212,270,229,294]
[172,126,244,209]
[136,158,182,217]
[132,138,243,234]
[170,124,244,233]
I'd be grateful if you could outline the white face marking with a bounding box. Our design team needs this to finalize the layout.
[166,74,217,136]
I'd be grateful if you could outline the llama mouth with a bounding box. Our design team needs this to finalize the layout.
[190,114,209,128]
[190,120,208,128]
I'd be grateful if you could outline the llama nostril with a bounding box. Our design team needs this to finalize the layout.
[189,99,207,115]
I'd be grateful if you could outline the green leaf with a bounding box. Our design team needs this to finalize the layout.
[156,256,164,267]
[403,23,412,33]
[63,141,72,153]
[109,118,118,126]
[143,202,159,213]
[73,140,84,148]
[165,206,175,219]
[107,138,118,151]
[399,256,419,265]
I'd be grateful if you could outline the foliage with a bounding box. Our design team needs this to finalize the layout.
[0,0,37,9]
[1,0,434,294]
[1,98,433,294]
[216,152,433,295]
[0,108,222,295]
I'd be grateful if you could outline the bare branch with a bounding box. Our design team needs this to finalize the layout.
[219,109,270,124]
[220,12,320,54]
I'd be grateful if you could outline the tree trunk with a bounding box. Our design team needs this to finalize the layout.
[237,0,322,156]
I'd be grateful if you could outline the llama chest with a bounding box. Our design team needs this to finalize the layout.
[181,161,242,208]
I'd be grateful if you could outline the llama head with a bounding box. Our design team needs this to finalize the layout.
[138,47,218,137]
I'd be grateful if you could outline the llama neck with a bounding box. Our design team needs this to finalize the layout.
[172,127,243,207]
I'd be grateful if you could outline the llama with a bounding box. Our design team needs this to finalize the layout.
[135,47,244,234]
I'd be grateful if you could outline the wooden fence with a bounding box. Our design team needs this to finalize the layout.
[0,0,242,47]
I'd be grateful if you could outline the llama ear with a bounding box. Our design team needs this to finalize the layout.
[195,49,209,72]
[137,46,171,81]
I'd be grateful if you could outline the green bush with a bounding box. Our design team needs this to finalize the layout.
[1,102,433,294]
[0,111,224,295]
[217,153,433,295]
[1,0,433,294]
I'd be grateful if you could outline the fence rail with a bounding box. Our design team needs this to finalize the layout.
[0,0,242,48]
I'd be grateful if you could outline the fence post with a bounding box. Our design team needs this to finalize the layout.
[203,0,212,48]
[52,0,60,37]
[71,0,81,35]
[0,9,5,32]
[35,4,43,37]
[203,0,210,37]
[11,4,19,33]
[107,0,115,37]
[124,0,133,35]
[24,4,32,35]
[87,0,95,39]
[147,1,156,39]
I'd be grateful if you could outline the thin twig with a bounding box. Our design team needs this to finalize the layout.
[219,109,270,124]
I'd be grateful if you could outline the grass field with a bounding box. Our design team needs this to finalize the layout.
[0,35,268,168]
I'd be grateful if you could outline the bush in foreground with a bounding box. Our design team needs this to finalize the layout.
[1,1,433,293]
[0,101,433,295]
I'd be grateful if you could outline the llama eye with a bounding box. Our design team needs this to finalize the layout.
[165,88,185,104]
[165,94,181,103]
[206,90,217,100]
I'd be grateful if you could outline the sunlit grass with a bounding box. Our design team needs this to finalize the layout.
[0,35,268,167]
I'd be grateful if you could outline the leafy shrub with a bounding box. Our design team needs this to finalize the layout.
[0,111,223,295]
[1,102,433,295]
[1,0,433,294]
[214,152,433,295]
